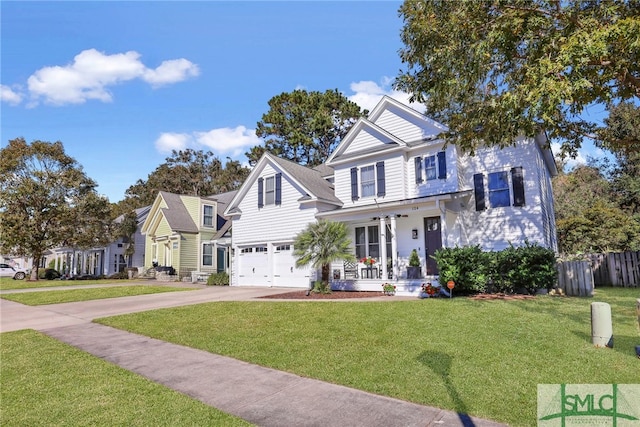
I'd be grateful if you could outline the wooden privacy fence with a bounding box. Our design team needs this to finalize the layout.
[586,251,640,287]
[557,260,594,296]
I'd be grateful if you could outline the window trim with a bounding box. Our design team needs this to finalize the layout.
[265,176,275,205]
[203,204,214,228]
[488,170,511,208]
[360,165,375,198]
[355,225,380,260]
[202,243,213,266]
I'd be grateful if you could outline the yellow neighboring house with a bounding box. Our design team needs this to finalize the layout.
[141,190,236,280]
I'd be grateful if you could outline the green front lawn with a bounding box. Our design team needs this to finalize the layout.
[0,330,251,426]
[1,286,196,305]
[97,287,640,426]
[0,277,141,291]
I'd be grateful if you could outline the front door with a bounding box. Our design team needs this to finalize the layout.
[423,217,442,275]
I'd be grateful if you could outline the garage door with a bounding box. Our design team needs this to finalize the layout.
[238,246,269,286]
[273,244,309,288]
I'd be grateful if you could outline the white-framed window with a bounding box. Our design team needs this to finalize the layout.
[240,247,253,254]
[203,205,214,227]
[425,155,437,180]
[265,176,275,205]
[275,244,291,251]
[488,171,510,207]
[355,225,379,260]
[360,166,375,198]
[255,246,268,253]
[202,243,213,266]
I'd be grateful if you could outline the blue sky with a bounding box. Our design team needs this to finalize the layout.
[1,1,604,203]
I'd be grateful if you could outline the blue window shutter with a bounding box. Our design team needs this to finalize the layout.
[414,157,423,184]
[275,173,282,205]
[350,167,359,201]
[376,161,386,197]
[473,173,485,211]
[437,151,447,179]
[257,177,264,208]
[511,167,525,207]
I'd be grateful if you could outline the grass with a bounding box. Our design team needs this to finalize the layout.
[0,285,196,305]
[97,287,640,426]
[0,329,251,426]
[0,276,143,291]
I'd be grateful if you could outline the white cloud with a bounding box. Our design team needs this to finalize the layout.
[0,85,23,105]
[155,126,261,157]
[347,78,424,112]
[26,49,199,106]
[155,132,192,153]
[142,58,200,87]
[195,126,262,157]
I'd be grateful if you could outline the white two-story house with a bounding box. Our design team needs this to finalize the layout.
[225,96,557,295]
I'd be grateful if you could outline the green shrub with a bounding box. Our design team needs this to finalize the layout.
[312,280,331,294]
[494,242,557,294]
[38,268,61,280]
[433,245,492,294]
[207,272,229,286]
[434,242,557,295]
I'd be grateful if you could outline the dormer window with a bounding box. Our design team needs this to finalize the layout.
[203,205,214,227]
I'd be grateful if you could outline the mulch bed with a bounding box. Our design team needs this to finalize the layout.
[260,290,386,299]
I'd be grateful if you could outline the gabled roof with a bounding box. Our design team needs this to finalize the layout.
[142,191,236,235]
[224,152,341,216]
[367,96,449,134]
[326,96,449,166]
[156,192,199,233]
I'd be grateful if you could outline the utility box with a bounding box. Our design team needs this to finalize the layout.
[591,302,613,348]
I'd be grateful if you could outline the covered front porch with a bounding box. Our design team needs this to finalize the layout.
[321,191,469,297]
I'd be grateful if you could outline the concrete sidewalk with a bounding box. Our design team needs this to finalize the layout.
[2,285,507,426]
[42,323,506,427]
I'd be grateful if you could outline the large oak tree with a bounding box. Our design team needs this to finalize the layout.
[395,0,640,156]
[114,148,250,216]
[0,138,112,279]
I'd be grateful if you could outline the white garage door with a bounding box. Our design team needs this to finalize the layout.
[273,244,309,288]
[238,246,270,286]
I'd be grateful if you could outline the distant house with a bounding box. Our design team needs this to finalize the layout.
[141,190,236,279]
[225,96,557,295]
[44,205,150,277]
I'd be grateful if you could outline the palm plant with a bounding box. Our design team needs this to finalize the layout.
[293,220,355,293]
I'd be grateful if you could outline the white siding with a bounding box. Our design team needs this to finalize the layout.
[231,163,316,287]
[333,154,406,207]
[457,138,554,251]
[372,106,442,142]
[343,128,390,155]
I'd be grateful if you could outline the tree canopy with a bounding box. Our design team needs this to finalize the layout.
[113,148,250,216]
[395,0,640,156]
[0,138,112,279]
[247,89,367,167]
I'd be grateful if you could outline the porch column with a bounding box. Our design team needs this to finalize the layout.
[379,217,387,280]
[390,215,398,280]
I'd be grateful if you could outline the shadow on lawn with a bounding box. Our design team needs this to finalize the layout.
[417,350,477,427]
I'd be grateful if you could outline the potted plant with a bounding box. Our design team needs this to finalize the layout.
[407,249,421,279]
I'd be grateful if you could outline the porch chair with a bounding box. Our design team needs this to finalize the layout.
[343,261,359,279]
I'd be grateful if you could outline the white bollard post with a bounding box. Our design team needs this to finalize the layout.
[591,302,613,348]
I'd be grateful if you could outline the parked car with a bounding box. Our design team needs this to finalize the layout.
[0,263,30,280]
